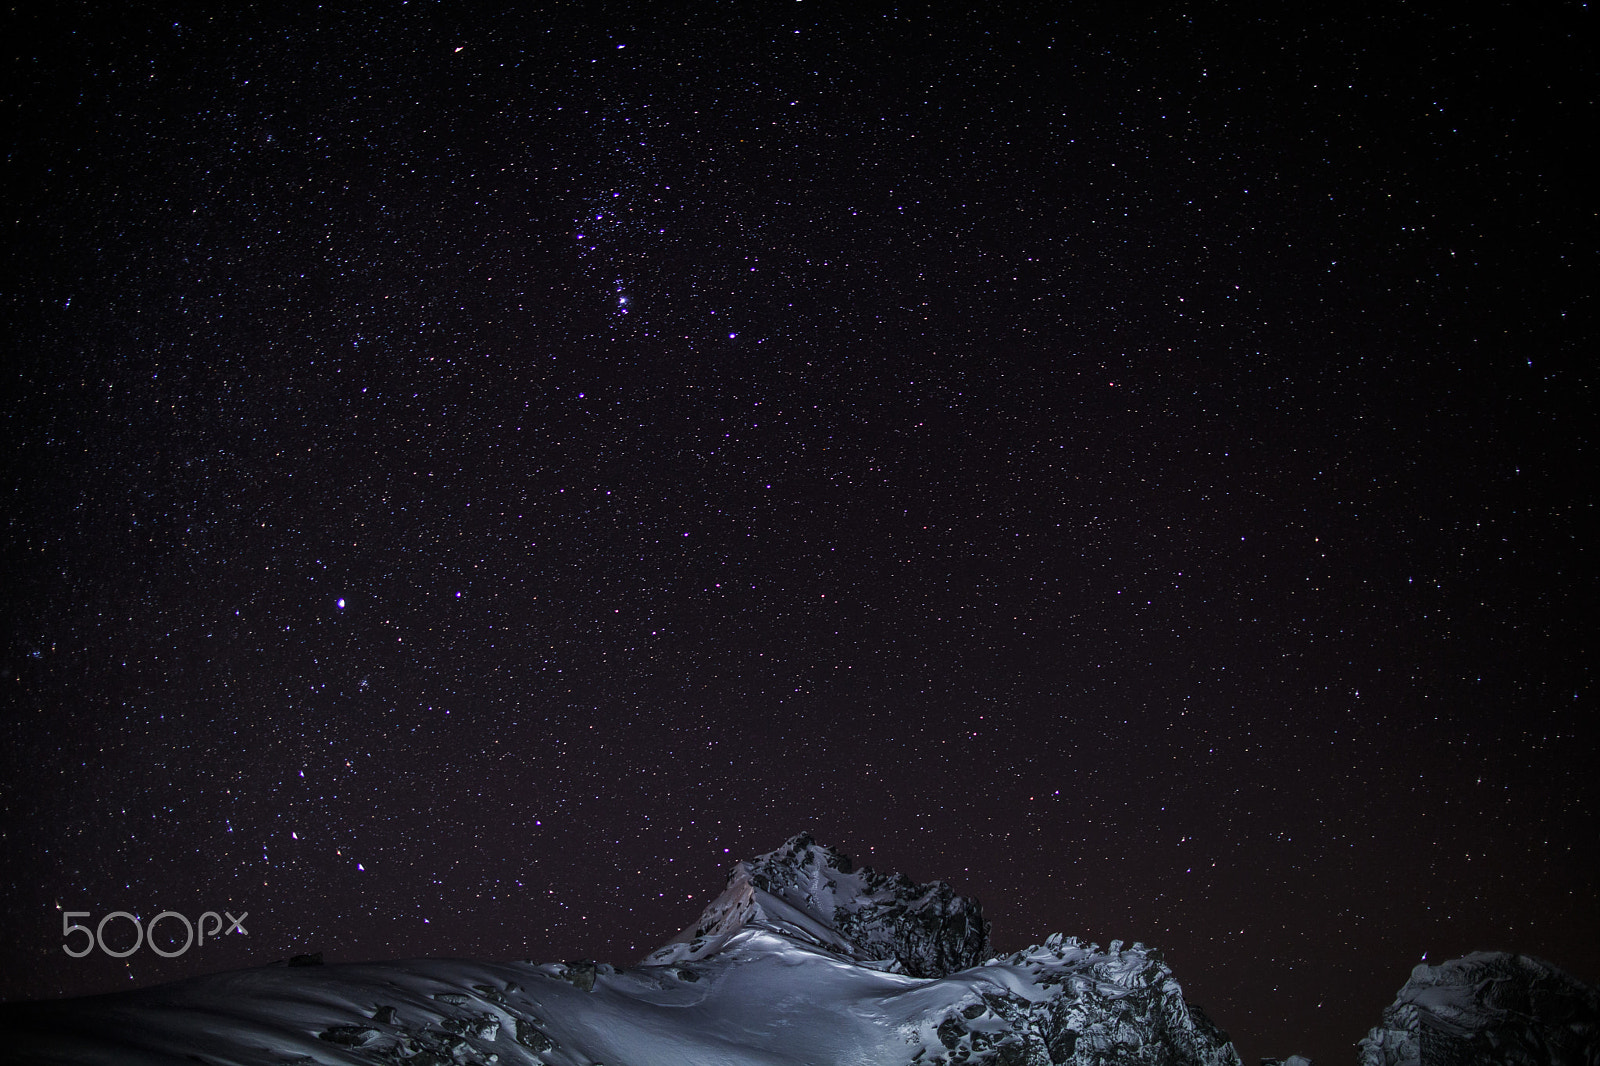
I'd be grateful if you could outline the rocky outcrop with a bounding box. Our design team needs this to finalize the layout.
[910,934,1243,1066]
[652,835,1240,1065]
[727,832,991,978]
[0,834,1242,1066]
[1358,951,1600,1066]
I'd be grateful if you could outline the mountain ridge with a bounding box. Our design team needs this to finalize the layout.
[0,834,1242,1064]
[7,835,1592,1064]
[651,832,991,979]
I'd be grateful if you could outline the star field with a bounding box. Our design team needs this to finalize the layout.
[2,6,1595,1064]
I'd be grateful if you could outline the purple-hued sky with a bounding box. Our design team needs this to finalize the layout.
[3,5,1594,1063]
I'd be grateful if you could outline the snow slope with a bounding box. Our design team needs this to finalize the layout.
[2,834,1241,1065]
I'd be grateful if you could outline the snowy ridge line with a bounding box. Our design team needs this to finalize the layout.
[1,834,1245,1064]
[651,832,992,981]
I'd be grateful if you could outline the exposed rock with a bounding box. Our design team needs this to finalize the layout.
[317,1024,378,1046]
[661,831,992,978]
[1358,951,1600,1066]
[559,959,599,991]
[917,933,1242,1066]
[440,1011,499,1039]
[515,1016,556,1051]
[0,835,1241,1066]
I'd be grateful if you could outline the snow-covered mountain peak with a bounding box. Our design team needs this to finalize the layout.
[1358,950,1600,1065]
[1,835,1246,1064]
[649,832,991,978]
[6,833,1596,1065]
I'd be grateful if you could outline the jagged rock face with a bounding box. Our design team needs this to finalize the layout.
[915,933,1243,1066]
[735,832,992,978]
[1,835,1244,1066]
[650,834,1239,1065]
[1358,951,1600,1066]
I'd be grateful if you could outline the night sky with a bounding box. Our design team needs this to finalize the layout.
[3,4,1595,1063]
